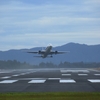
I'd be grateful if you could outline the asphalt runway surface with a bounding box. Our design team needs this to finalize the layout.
[0,68,100,92]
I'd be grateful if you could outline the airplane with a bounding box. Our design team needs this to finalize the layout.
[27,44,69,58]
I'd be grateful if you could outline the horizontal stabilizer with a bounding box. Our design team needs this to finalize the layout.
[33,56,53,58]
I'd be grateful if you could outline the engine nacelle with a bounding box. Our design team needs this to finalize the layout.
[38,50,41,54]
[55,51,58,54]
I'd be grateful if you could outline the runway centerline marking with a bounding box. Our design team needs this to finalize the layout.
[61,70,89,73]
[62,74,71,76]
[78,74,88,76]
[12,75,19,77]
[88,79,100,83]
[1,76,11,79]
[28,80,46,83]
[48,78,61,80]
[94,74,100,76]
[20,73,27,75]
[12,71,37,77]
[0,80,18,83]
[60,79,76,83]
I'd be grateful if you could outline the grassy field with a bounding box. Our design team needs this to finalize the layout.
[0,92,100,100]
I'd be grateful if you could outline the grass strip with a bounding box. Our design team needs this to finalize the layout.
[0,92,100,100]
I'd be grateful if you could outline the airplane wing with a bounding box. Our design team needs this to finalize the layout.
[27,51,38,53]
[50,51,70,55]
[27,50,45,54]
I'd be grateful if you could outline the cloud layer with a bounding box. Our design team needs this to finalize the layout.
[0,0,100,50]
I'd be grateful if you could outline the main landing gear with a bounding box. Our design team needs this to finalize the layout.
[50,55,53,57]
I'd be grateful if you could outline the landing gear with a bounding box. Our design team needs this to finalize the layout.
[50,55,53,57]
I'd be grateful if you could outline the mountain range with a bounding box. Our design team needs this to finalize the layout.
[0,43,100,64]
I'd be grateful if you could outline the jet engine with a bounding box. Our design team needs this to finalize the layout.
[38,50,41,54]
[55,51,58,54]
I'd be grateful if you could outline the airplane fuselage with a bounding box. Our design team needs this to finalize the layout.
[42,46,52,58]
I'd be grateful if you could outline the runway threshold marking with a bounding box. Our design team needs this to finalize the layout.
[0,80,18,83]
[28,80,46,83]
[88,79,100,83]
[60,79,76,83]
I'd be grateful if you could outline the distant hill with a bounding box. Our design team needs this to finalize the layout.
[0,43,100,64]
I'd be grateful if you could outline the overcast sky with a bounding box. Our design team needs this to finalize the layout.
[0,0,100,51]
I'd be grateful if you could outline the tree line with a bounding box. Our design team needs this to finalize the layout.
[0,60,34,69]
[0,60,100,69]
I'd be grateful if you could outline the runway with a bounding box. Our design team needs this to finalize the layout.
[0,68,100,92]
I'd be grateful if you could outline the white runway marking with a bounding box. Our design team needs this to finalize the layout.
[1,76,11,79]
[28,80,46,83]
[62,74,71,76]
[60,79,76,83]
[12,75,19,77]
[48,78,61,80]
[61,70,89,73]
[94,74,100,76]
[0,80,18,83]
[0,72,7,73]
[20,73,26,75]
[88,79,100,83]
[78,74,88,76]
[0,71,14,73]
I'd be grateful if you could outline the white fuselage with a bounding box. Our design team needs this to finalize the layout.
[42,46,52,58]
